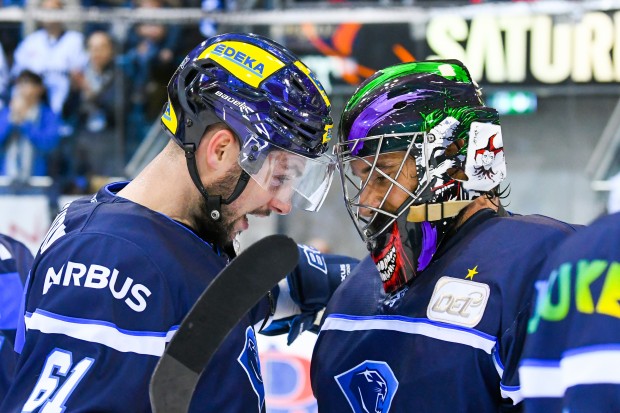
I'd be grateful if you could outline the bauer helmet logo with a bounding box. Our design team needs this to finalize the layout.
[199,41,286,88]
[214,90,254,114]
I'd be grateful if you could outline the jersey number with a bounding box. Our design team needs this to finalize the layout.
[22,348,94,413]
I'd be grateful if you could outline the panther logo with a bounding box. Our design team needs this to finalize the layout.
[247,336,262,382]
[237,327,265,411]
[335,360,399,413]
[350,369,388,412]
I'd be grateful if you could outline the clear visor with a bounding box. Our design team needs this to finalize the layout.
[239,138,336,212]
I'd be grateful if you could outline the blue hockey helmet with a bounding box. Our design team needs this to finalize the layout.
[161,33,335,215]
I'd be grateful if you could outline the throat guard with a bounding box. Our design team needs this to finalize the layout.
[371,210,454,294]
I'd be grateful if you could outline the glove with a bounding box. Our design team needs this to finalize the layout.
[260,244,359,344]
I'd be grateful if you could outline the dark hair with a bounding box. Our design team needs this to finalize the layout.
[14,69,49,106]
[15,70,44,86]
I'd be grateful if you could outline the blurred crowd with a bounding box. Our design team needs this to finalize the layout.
[0,0,216,199]
[0,0,534,202]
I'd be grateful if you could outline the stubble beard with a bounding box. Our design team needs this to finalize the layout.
[193,167,242,248]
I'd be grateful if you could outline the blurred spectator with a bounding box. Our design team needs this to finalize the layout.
[0,70,61,184]
[11,0,87,125]
[72,31,123,186]
[0,43,8,107]
[81,0,132,37]
[200,0,223,37]
[75,31,117,136]
[122,0,181,153]
[0,17,21,75]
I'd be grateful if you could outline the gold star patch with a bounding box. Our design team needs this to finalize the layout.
[465,265,478,280]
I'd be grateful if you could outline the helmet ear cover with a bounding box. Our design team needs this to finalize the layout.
[167,61,231,152]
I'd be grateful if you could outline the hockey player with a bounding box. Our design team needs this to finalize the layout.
[310,60,578,412]
[519,211,620,412]
[0,234,33,404]
[1,33,357,413]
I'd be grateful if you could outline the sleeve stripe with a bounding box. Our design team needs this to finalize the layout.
[322,314,497,353]
[25,309,179,357]
[492,345,523,404]
[520,347,620,398]
[492,345,504,376]
[500,383,523,405]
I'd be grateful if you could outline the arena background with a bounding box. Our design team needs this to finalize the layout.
[2,1,620,411]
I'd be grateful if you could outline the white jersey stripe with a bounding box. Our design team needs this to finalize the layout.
[25,309,179,357]
[500,383,523,404]
[520,346,620,398]
[322,314,497,353]
[492,345,505,377]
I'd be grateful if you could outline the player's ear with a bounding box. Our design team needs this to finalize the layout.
[200,128,240,171]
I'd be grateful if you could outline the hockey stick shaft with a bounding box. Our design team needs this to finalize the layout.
[150,234,299,412]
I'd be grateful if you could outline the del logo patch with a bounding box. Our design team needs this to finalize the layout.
[335,360,399,413]
[237,326,265,411]
[427,276,490,327]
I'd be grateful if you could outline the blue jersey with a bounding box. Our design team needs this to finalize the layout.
[520,211,620,413]
[0,234,33,404]
[311,209,577,413]
[1,182,273,413]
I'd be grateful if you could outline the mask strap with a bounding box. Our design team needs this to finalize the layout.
[407,200,472,223]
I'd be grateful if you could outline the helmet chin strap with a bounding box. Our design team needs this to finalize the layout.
[183,143,251,221]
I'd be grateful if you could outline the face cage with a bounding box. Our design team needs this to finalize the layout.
[334,131,432,243]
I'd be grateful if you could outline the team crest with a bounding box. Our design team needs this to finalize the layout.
[237,326,265,411]
[335,360,399,413]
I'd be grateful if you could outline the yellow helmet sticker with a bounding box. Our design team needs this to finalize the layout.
[198,41,285,88]
[294,61,331,108]
[161,100,178,134]
[323,123,333,144]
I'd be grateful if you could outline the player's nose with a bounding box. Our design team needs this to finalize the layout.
[269,195,293,215]
[359,188,380,218]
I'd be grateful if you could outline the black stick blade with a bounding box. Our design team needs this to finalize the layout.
[150,234,299,413]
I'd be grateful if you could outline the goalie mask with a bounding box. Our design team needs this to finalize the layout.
[162,33,335,219]
[334,60,506,293]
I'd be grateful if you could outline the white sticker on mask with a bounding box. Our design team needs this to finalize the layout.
[463,122,506,193]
